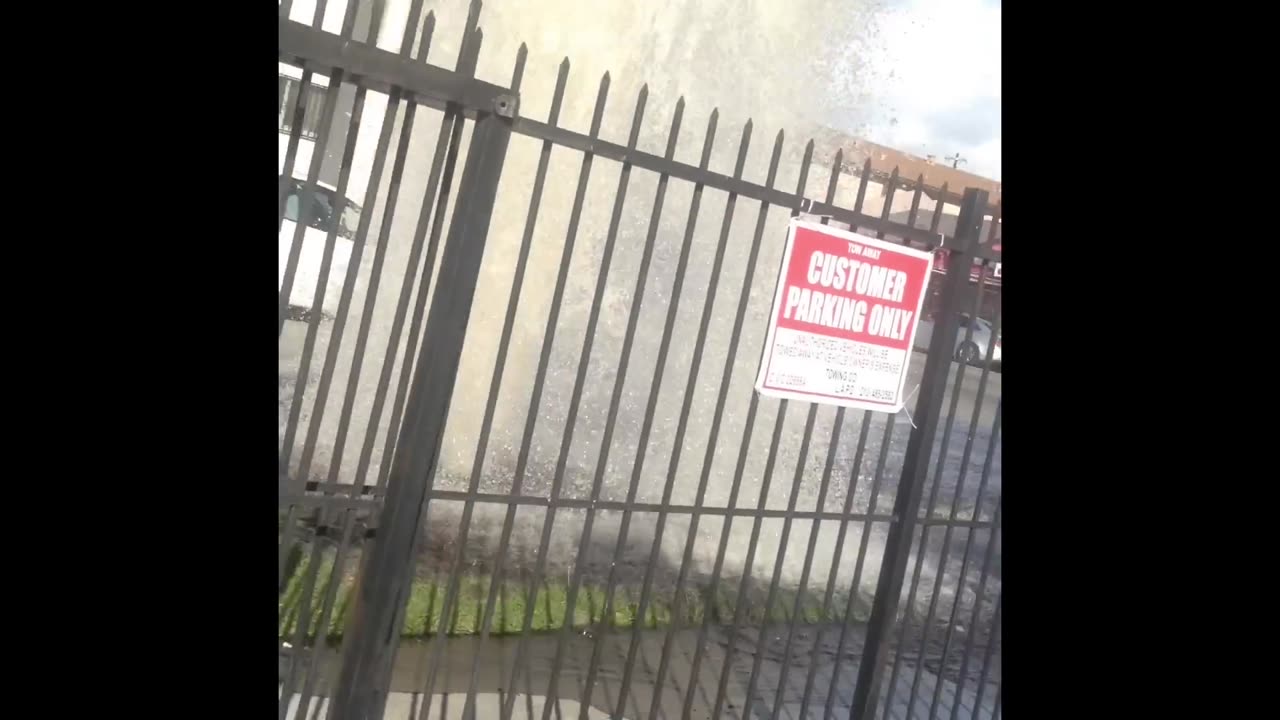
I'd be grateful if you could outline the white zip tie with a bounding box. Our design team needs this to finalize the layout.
[900,383,921,429]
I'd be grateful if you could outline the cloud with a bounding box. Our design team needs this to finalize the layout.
[841,0,1002,179]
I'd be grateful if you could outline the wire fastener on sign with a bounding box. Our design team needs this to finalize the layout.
[900,383,922,429]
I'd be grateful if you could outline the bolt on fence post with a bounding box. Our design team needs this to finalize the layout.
[847,187,989,719]
[326,108,514,720]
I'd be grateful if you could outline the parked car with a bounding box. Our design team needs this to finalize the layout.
[279,176,363,320]
[914,313,1001,367]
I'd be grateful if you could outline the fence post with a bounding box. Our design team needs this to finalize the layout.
[327,108,513,720]
[848,187,989,719]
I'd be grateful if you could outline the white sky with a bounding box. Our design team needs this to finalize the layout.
[857,0,1002,180]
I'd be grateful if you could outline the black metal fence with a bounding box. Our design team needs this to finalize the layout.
[278,2,1001,718]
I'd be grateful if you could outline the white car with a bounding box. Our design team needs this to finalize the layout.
[279,176,363,321]
[915,313,1001,368]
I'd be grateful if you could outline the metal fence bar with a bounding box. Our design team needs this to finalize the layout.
[875,167,901,242]
[314,92,426,477]
[708,393,795,719]
[541,84,685,719]
[412,19,491,720]
[808,152,880,717]
[614,107,747,717]
[300,481,383,497]
[929,183,949,235]
[949,421,1001,720]
[398,0,427,60]
[402,40,536,717]
[907,175,925,234]
[927,295,1002,720]
[883,254,991,714]
[662,138,811,720]
[824,414,899,718]
[762,151,844,712]
[848,188,990,720]
[444,47,560,720]
[281,494,381,514]
[739,401,820,718]
[278,86,395,584]
[900,265,993,720]
[414,43,530,720]
[789,157,923,720]
[281,85,368,474]
[278,0,339,234]
[293,511,360,720]
[283,8,425,470]
[510,117,998,264]
[528,81,650,720]
[369,26,482,495]
[296,17,431,482]
[573,97,708,716]
[853,158,873,231]
[278,64,346,337]
[279,0,353,336]
[278,16,513,116]
[278,11,1001,250]
[333,16,464,502]
[277,68,375,720]
[417,37,532,712]
[284,488,948,524]
[796,410,869,719]
[970,592,1002,718]
[294,10,438,498]
[368,104,463,492]
[673,220,784,706]
[279,529,333,720]
[497,70,612,720]
[277,6,420,593]
[623,118,769,719]
[846,164,998,218]
[389,31,494,490]
[945,496,1001,720]
[327,100,513,720]
[743,150,844,719]
[707,150,821,719]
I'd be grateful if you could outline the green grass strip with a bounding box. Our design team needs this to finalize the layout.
[278,564,874,641]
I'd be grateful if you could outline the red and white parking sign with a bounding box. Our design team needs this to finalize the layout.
[754,219,935,413]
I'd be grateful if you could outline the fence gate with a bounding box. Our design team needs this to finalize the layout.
[278,2,1002,719]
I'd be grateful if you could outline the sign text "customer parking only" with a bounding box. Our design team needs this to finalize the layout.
[755,219,934,413]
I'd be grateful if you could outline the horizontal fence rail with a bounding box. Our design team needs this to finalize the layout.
[276,15,1001,264]
[278,2,1001,718]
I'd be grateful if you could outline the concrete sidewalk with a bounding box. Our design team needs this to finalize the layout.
[281,624,999,719]
[282,668,997,720]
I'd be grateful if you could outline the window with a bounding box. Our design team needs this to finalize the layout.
[278,74,330,141]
